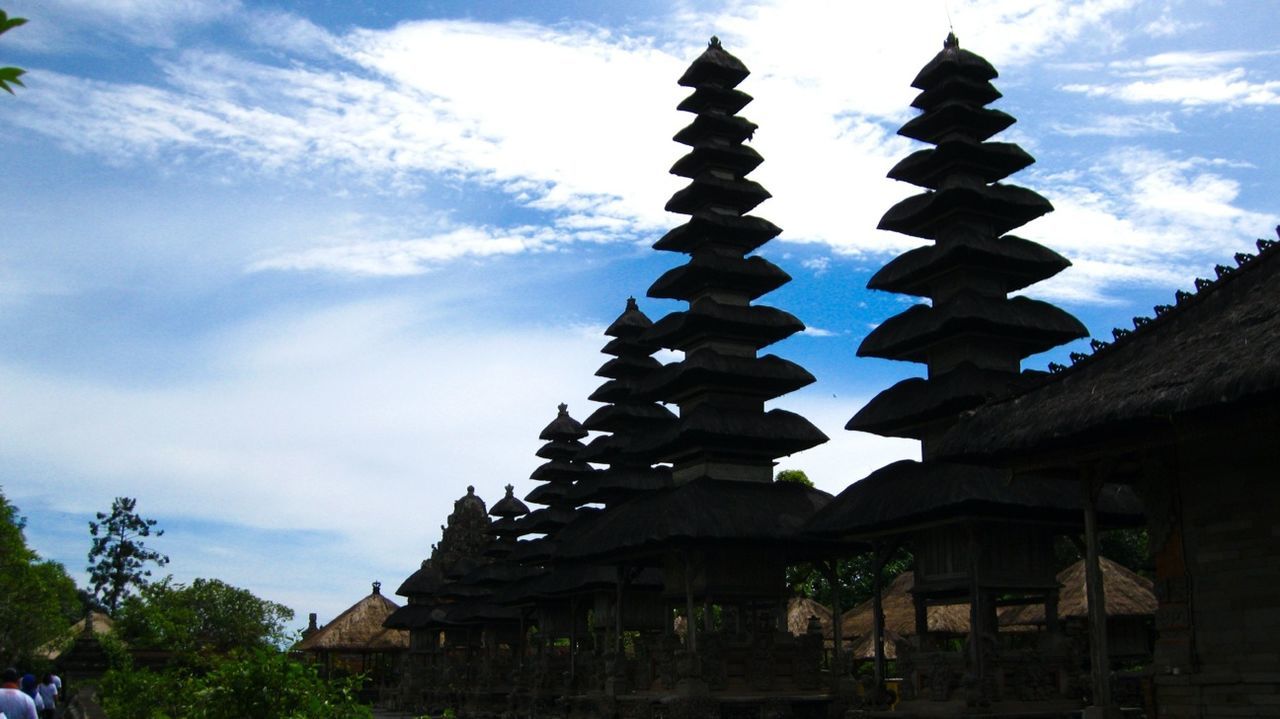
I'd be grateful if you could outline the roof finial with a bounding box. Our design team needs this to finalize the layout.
[944,31,959,50]
[372,580,381,594]
[625,296,638,311]
[504,483,514,496]
[467,485,475,495]
[709,35,722,49]
[557,402,568,415]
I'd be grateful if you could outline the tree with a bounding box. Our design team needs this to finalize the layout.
[117,576,294,658]
[0,9,26,95]
[88,497,170,614]
[0,487,83,666]
[775,469,814,487]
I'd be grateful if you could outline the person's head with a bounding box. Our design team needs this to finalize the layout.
[42,674,53,685]
[1,667,18,684]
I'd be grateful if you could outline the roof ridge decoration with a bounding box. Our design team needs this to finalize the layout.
[1045,229,1280,376]
[642,36,827,484]
[848,33,1087,456]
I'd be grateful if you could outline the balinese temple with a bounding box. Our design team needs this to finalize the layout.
[804,33,1143,715]
[295,582,408,697]
[557,37,832,706]
[384,486,495,710]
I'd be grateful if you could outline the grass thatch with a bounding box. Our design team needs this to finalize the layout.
[39,611,113,660]
[786,596,833,637]
[1003,556,1155,625]
[840,571,971,652]
[296,586,408,653]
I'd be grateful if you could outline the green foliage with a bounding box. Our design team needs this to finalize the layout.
[788,547,913,610]
[116,576,294,659]
[98,647,372,719]
[0,487,84,666]
[0,9,26,95]
[775,469,814,487]
[88,496,171,614]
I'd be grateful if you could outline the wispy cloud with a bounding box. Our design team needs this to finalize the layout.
[1051,112,1179,137]
[6,0,238,51]
[1061,50,1280,107]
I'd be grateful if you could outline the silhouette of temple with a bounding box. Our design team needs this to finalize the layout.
[383,34,1280,719]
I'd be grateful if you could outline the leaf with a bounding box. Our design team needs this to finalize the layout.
[0,67,24,95]
[0,12,27,35]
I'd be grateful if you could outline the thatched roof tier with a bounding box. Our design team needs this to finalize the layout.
[641,405,829,462]
[638,350,814,404]
[534,439,588,461]
[804,460,1143,539]
[899,102,1014,144]
[840,571,972,643]
[538,404,588,441]
[934,236,1280,461]
[595,354,663,380]
[297,583,408,653]
[490,484,529,519]
[677,36,749,88]
[643,299,805,351]
[566,465,672,505]
[911,75,1002,111]
[670,140,763,178]
[512,506,583,535]
[877,183,1053,241]
[583,403,677,433]
[556,478,831,563]
[889,140,1033,189]
[383,603,438,630]
[846,363,1037,439]
[648,254,790,302]
[857,294,1088,363]
[911,34,998,87]
[653,212,780,255]
[868,233,1071,297]
[524,481,574,506]
[396,561,445,597]
[604,296,656,338]
[1003,557,1156,625]
[675,84,753,115]
[460,561,543,588]
[665,174,771,216]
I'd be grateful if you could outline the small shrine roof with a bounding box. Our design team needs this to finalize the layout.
[298,583,407,653]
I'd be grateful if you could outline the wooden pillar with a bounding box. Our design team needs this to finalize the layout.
[615,565,625,656]
[967,524,984,680]
[683,551,698,652]
[1082,478,1113,710]
[569,596,579,684]
[872,544,889,690]
[821,559,843,686]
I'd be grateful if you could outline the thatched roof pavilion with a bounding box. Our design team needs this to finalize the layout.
[297,582,407,655]
[1002,557,1156,626]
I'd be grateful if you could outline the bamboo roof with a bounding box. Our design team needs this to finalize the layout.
[1003,556,1156,625]
[296,583,408,653]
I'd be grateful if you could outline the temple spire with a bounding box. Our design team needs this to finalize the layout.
[642,38,827,484]
[848,35,1087,456]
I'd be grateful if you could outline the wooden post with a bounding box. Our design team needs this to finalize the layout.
[684,551,698,652]
[570,596,578,684]
[821,559,843,688]
[616,565,625,657]
[1082,477,1113,711]
[872,544,889,690]
[967,524,984,680]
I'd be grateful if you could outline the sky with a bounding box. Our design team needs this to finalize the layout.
[1,0,1277,630]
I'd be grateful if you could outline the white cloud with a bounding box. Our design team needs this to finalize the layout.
[801,326,837,338]
[6,0,237,50]
[249,225,561,276]
[0,299,606,570]
[1026,148,1276,303]
[1061,50,1280,107]
[1051,112,1179,137]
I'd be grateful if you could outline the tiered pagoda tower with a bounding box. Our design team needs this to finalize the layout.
[512,404,595,555]
[848,33,1086,454]
[574,297,675,506]
[644,37,827,483]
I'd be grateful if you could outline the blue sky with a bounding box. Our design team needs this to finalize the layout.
[2,0,1277,629]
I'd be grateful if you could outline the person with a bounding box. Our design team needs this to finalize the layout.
[0,669,37,719]
[14,677,38,715]
[34,677,54,719]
